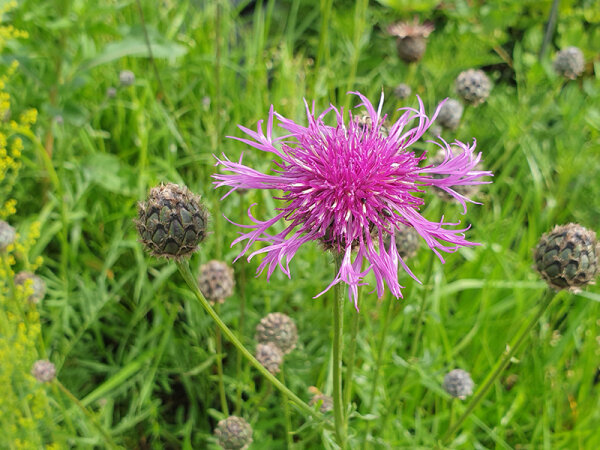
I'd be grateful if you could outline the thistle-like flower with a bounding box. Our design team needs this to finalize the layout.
[198,260,235,304]
[443,369,474,400]
[214,93,492,308]
[214,416,253,450]
[534,223,599,292]
[387,19,434,63]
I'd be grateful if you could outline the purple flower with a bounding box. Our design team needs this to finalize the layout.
[214,92,492,309]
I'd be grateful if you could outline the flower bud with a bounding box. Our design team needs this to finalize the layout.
[214,416,253,450]
[456,69,491,106]
[443,369,474,399]
[31,360,56,383]
[255,313,298,355]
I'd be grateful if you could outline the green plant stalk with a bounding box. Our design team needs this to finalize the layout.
[176,260,328,425]
[342,297,360,421]
[441,289,557,444]
[408,251,436,359]
[235,239,248,414]
[54,380,119,449]
[280,369,294,449]
[214,303,229,415]
[332,253,347,449]
[539,0,560,60]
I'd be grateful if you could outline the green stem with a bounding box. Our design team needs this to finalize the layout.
[280,369,294,449]
[342,299,360,421]
[235,199,248,415]
[441,289,557,444]
[332,254,347,449]
[539,0,560,61]
[55,380,119,449]
[214,304,229,415]
[367,293,394,411]
[408,251,436,359]
[175,260,328,425]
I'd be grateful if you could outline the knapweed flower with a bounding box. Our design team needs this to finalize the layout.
[214,92,492,309]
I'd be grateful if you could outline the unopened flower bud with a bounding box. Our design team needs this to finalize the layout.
[255,342,283,375]
[455,69,491,106]
[119,70,135,87]
[443,369,474,399]
[136,183,209,259]
[255,313,298,355]
[553,47,584,80]
[14,271,46,304]
[198,260,235,304]
[214,415,253,450]
[534,223,599,292]
[437,98,464,130]
[31,360,56,383]
[0,220,16,251]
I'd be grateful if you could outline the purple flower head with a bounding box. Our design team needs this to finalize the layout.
[214,92,492,309]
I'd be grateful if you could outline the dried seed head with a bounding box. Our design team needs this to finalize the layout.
[309,392,334,413]
[214,416,253,450]
[0,220,16,251]
[31,360,56,383]
[393,83,412,100]
[14,271,46,304]
[388,20,434,63]
[383,223,421,260]
[455,69,491,106]
[255,342,283,375]
[119,70,135,87]
[553,47,585,80]
[136,183,209,259]
[437,98,464,130]
[255,313,298,355]
[198,260,235,304]
[534,223,599,292]
[443,369,474,399]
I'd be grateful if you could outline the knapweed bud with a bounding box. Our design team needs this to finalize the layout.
[437,98,464,130]
[355,113,389,137]
[553,46,585,80]
[136,183,209,259]
[255,313,298,355]
[455,69,491,106]
[198,260,235,304]
[384,223,421,260]
[308,387,333,413]
[106,87,117,98]
[393,83,412,100]
[0,220,16,251]
[534,223,599,292]
[14,271,46,304]
[443,369,474,400]
[387,19,434,63]
[119,70,135,87]
[255,342,283,375]
[31,360,56,383]
[214,416,253,450]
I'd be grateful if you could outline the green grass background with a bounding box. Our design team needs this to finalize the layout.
[2,0,600,448]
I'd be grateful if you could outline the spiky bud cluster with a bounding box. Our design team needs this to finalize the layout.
[136,183,208,259]
[214,416,253,450]
[255,342,283,375]
[255,313,298,355]
[534,223,599,292]
[553,47,585,80]
[437,98,464,130]
[14,271,46,304]
[443,369,474,399]
[383,223,421,260]
[198,260,235,304]
[393,83,412,100]
[455,69,491,106]
[31,360,56,383]
[388,20,434,63]
[0,220,16,251]
[119,70,135,87]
